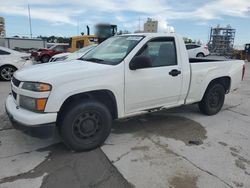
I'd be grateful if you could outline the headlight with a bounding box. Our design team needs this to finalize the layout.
[19,95,47,112]
[22,82,52,92]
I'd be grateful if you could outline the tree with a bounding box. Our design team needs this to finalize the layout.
[36,35,70,43]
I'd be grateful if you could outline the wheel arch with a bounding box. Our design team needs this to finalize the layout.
[0,64,18,70]
[204,76,231,95]
[57,89,118,126]
[41,54,51,57]
[40,54,51,61]
[196,52,205,57]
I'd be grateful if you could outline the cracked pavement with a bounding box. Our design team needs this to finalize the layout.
[0,62,250,188]
[102,62,250,188]
[0,82,132,188]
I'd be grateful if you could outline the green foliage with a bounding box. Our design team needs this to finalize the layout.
[37,35,70,43]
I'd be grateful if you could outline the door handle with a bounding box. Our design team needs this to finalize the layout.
[169,69,181,77]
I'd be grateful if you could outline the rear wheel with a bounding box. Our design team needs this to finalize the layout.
[196,53,205,58]
[0,65,17,81]
[41,55,50,63]
[59,99,112,151]
[199,83,225,115]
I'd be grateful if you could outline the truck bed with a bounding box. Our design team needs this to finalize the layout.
[186,59,244,105]
[189,58,224,63]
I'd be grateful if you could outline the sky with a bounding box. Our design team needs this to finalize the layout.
[0,0,250,45]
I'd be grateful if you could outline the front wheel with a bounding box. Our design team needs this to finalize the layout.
[41,55,50,63]
[0,65,17,81]
[59,100,112,151]
[199,83,225,115]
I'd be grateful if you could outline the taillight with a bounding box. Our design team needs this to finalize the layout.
[204,45,208,50]
[242,64,246,81]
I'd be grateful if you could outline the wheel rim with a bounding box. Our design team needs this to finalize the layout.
[208,90,221,108]
[1,66,15,80]
[197,54,204,57]
[42,56,49,62]
[72,111,101,139]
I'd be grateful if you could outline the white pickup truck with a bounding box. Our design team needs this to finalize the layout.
[6,33,245,151]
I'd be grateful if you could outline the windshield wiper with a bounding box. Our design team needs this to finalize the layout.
[81,58,104,62]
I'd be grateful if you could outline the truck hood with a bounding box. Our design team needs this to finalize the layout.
[52,52,71,58]
[14,60,113,83]
[52,52,87,62]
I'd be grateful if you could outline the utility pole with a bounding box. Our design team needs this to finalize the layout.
[138,17,141,32]
[28,4,32,38]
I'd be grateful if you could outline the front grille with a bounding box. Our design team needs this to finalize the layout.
[12,90,17,100]
[12,77,21,87]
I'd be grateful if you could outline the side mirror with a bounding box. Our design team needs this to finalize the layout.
[129,56,152,70]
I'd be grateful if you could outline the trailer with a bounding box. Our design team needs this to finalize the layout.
[0,37,47,52]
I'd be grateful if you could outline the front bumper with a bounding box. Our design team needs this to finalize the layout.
[31,55,41,62]
[5,95,57,128]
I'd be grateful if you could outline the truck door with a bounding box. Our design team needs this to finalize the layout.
[125,37,183,114]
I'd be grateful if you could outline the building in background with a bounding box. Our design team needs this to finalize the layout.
[144,18,158,33]
[0,17,5,38]
[0,37,47,52]
[208,25,236,56]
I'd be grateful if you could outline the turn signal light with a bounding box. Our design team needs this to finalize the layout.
[36,98,47,111]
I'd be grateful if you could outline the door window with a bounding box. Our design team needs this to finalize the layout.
[136,38,177,67]
[76,40,84,48]
[63,45,69,51]
[186,45,193,50]
[54,45,65,51]
[0,49,11,55]
[186,44,200,50]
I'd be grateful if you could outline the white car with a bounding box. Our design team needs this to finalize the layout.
[0,46,33,81]
[186,44,210,58]
[6,33,244,151]
[49,44,97,62]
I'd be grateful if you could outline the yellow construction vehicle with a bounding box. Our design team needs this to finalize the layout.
[68,35,98,52]
[95,23,117,43]
[68,24,117,52]
[68,26,98,52]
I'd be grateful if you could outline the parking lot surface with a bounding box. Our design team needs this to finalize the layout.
[0,86,131,187]
[0,62,249,188]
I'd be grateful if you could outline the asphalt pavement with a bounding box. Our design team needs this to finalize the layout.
[0,61,249,188]
[0,83,132,187]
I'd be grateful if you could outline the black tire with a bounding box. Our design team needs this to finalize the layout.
[0,65,17,81]
[196,53,205,58]
[199,83,225,115]
[59,99,112,151]
[41,55,51,63]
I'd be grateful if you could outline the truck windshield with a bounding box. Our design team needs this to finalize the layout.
[76,44,97,53]
[81,36,144,65]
